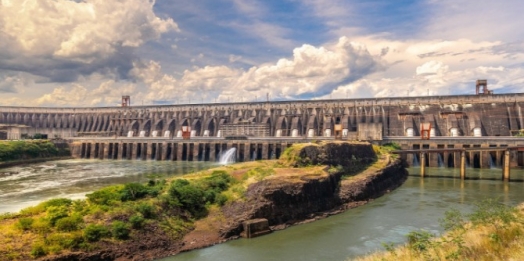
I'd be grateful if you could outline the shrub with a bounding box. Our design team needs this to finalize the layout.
[129,215,145,229]
[407,230,434,253]
[215,194,228,206]
[112,221,130,240]
[83,224,110,242]
[32,218,52,235]
[136,202,156,219]
[86,185,124,205]
[46,232,84,250]
[120,183,150,201]
[46,206,69,226]
[56,215,83,232]
[16,217,34,231]
[169,179,207,218]
[30,243,47,258]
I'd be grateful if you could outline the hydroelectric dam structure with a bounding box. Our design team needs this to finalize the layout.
[3,90,524,179]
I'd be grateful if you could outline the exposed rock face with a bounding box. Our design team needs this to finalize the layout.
[222,143,408,237]
[40,143,407,261]
[295,143,376,167]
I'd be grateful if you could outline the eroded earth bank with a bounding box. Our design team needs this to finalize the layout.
[0,142,407,261]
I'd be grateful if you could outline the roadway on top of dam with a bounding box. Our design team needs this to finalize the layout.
[2,92,524,113]
[68,136,524,143]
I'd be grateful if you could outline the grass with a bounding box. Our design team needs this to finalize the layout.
[354,199,524,261]
[0,142,390,261]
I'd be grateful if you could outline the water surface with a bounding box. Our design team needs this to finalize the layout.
[0,159,215,213]
[162,167,524,261]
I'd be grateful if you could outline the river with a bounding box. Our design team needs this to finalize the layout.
[1,161,523,261]
[162,167,524,261]
[0,159,215,214]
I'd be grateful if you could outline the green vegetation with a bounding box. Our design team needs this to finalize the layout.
[0,140,69,162]
[0,142,392,260]
[356,199,524,261]
[0,170,236,260]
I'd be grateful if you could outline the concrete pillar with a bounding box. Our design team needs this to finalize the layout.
[460,151,466,180]
[90,142,96,159]
[144,143,151,160]
[244,142,250,162]
[209,143,216,162]
[176,143,183,161]
[454,144,463,168]
[161,142,168,160]
[131,143,137,159]
[98,143,108,159]
[262,143,269,160]
[420,152,426,177]
[481,144,490,168]
[117,143,123,160]
[429,144,438,167]
[193,143,200,161]
[503,150,510,181]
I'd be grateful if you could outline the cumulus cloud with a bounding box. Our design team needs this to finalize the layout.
[0,0,178,81]
[129,37,384,104]
[0,73,32,93]
[33,80,137,107]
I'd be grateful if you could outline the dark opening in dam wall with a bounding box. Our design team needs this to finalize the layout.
[71,139,294,163]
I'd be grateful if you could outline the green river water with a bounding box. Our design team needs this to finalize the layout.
[1,161,523,261]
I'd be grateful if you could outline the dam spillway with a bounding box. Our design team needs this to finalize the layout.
[3,92,524,171]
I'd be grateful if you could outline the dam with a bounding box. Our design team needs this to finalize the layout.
[2,83,524,174]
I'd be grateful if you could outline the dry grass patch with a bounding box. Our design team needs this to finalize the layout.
[355,200,524,261]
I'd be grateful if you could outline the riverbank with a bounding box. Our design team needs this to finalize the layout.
[0,140,71,170]
[355,200,524,261]
[0,142,407,261]
[0,156,73,171]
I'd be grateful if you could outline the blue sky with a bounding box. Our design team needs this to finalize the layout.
[1,0,524,106]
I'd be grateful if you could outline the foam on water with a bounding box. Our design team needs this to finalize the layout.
[0,159,215,213]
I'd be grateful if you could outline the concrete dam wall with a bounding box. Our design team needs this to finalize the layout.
[2,93,524,140]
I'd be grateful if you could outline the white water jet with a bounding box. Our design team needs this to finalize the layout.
[219,148,237,164]
[412,154,420,167]
[437,154,444,168]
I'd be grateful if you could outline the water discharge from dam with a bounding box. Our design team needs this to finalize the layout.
[1,162,524,260]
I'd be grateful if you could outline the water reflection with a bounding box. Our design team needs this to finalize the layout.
[162,167,524,261]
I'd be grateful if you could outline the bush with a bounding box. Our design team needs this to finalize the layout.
[169,179,207,218]
[83,224,110,242]
[56,215,83,232]
[31,218,52,235]
[46,232,84,250]
[86,185,124,205]
[129,215,145,229]
[30,243,47,258]
[16,217,34,231]
[136,202,155,219]
[112,221,130,240]
[46,206,69,226]
[120,183,150,201]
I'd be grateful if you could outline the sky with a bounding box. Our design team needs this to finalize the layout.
[1,0,524,107]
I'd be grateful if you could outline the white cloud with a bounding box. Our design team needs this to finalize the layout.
[33,80,137,107]
[0,0,178,80]
[130,37,383,104]
[229,55,242,63]
[425,0,524,42]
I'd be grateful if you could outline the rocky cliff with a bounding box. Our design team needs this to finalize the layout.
[220,142,408,237]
